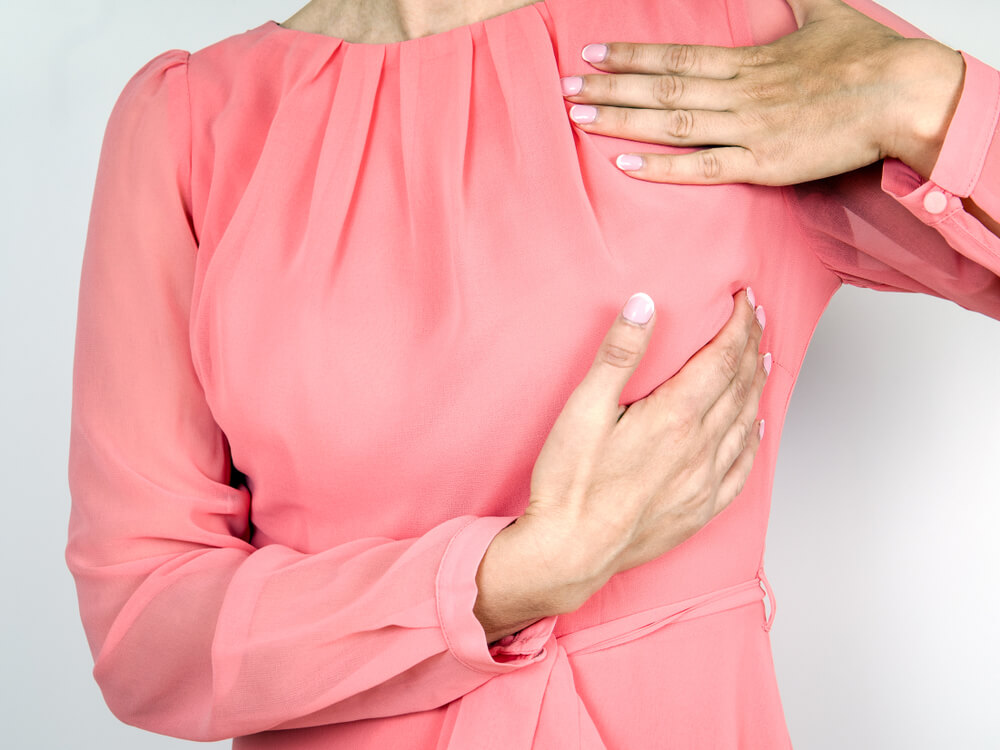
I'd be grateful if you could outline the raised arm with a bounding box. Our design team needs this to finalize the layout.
[764,0,1000,316]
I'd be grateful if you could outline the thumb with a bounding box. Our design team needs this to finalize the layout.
[575,292,656,426]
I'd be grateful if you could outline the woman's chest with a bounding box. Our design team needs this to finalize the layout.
[183,0,837,544]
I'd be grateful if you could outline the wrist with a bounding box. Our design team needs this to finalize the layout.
[881,39,966,180]
[472,520,569,643]
[508,509,621,612]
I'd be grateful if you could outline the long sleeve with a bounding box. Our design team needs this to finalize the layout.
[746,0,1000,320]
[66,50,557,743]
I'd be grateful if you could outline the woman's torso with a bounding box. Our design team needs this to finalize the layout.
[185,0,831,745]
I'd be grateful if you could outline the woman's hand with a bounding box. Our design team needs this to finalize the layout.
[559,0,966,185]
[489,289,769,620]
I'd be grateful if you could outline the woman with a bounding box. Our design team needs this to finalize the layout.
[66,0,1000,747]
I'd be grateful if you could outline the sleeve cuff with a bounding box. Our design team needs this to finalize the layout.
[436,515,558,675]
[928,51,1000,201]
[881,51,1000,230]
[882,157,962,226]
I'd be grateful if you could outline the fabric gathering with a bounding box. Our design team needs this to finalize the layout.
[65,0,1000,747]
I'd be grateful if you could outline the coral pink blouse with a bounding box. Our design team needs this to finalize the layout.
[67,0,1000,747]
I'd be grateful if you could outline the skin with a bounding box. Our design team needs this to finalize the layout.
[280,0,542,44]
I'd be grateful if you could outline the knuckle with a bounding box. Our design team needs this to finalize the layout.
[740,45,772,69]
[652,74,683,108]
[623,43,644,69]
[694,482,714,514]
[743,79,777,103]
[731,473,748,498]
[737,108,770,139]
[605,71,623,98]
[665,109,695,139]
[719,343,741,380]
[680,470,710,509]
[729,375,749,409]
[698,149,723,180]
[738,424,750,455]
[663,44,695,74]
[618,105,636,131]
[771,132,794,161]
[738,416,754,451]
[599,341,641,369]
[664,403,697,435]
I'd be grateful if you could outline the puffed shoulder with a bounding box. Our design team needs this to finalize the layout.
[109,48,190,119]
[94,48,194,244]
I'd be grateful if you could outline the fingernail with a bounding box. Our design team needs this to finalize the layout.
[582,43,608,63]
[616,154,643,171]
[763,352,772,375]
[560,75,583,96]
[746,286,756,310]
[754,305,766,330]
[570,104,597,123]
[623,292,654,325]
[759,419,766,440]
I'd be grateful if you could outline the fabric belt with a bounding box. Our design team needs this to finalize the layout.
[440,565,776,749]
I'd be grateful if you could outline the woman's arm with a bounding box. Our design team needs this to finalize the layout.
[762,0,1000,314]
[67,49,562,742]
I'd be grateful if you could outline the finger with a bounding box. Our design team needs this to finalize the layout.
[703,321,766,441]
[584,41,743,80]
[563,72,740,112]
[570,292,657,428]
[715,418,764,513]
[568,104,743,148]
[652,288,756,420]
[711,350,769,472]
[615,147,762,185]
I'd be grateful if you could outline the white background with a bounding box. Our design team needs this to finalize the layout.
[2,0,997,747]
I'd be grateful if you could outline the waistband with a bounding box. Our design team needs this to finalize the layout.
[440,565,776,749]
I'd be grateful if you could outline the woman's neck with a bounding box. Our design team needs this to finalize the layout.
[281,0,542,43]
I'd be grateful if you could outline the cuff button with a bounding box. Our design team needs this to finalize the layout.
[923,189,949,215]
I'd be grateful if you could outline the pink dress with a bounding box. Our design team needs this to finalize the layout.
[66,0,1000,746]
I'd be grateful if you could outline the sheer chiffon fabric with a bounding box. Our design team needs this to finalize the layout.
[67,0,1000,746]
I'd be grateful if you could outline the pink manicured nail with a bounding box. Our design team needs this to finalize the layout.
[616,154,643,171]
[754,305,766,330]
[746,286,756,310]
[623,292,654,325]
[759,419,766,440]
[762,352,772,375]
[569,104,597,123]
[582,43,608,63]
[560,76,583,96]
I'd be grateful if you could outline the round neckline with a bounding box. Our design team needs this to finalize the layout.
[266,0,546,48]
